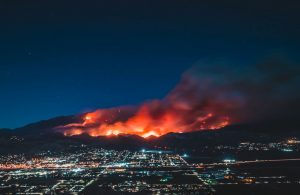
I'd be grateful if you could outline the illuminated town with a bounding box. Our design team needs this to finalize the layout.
[1,1,300,195]
[1,137,300,194]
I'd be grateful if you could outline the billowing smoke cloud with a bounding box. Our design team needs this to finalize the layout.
[58,59,300,137]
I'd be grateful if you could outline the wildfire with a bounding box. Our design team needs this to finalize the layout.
[62,112,230,138]
[59,74,239,138]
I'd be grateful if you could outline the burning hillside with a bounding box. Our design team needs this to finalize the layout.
[58,72,239,138]
[58,60,299,138]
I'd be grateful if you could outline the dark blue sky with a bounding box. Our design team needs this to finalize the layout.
[1,0,299,128]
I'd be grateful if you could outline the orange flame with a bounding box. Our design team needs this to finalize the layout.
[61,104,230,138]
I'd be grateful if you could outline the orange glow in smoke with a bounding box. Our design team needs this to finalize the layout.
[62,110,230,138]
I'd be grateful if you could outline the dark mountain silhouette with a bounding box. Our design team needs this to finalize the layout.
[0,113,299,154]
[13,115,83,136]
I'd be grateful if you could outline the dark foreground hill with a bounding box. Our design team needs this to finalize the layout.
[0,114,299,154]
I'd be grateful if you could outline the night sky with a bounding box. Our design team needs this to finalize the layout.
[1,0,300,128]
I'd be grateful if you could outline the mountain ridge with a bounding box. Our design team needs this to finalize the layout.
[0,113,299,154]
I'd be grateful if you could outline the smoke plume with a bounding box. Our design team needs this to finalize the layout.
[58,59,300,137]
